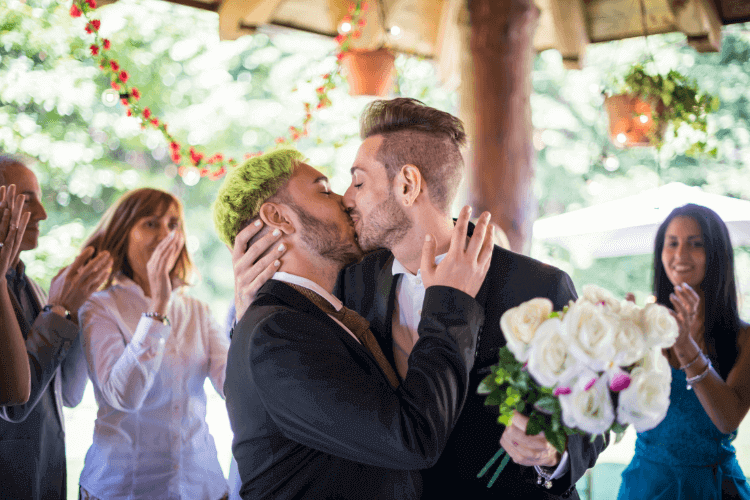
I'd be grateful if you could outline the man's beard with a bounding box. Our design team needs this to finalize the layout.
[355,189,412,253]
[291,205,363,267]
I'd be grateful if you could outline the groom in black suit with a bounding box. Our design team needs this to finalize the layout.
[215,148,494,500]
[238,98,607,499]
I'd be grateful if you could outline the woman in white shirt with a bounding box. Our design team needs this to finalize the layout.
[77,188,229,500]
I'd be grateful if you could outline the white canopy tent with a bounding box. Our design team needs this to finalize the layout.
[532,182,750,258]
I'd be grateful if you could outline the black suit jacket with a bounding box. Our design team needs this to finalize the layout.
[226,279,484,500]
[337,245,607,500]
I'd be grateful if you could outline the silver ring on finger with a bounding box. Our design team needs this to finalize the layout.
[0,242,4,249]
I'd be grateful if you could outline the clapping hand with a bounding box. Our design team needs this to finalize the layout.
[146,230,184,314]
[420,206,494,298]
[668,282,702,357]
[231,221,287,322]
[0,184,31,275]
[48,246,113,324]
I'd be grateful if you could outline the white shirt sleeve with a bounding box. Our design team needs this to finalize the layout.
[80,296,171,412]
[204,302,229,399]
[535,450,569,480]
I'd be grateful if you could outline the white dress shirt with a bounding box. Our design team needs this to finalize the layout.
[390,256,569,480]
[78,274,229,500]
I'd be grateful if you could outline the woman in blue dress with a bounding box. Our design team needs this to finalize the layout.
[618,204,750,499]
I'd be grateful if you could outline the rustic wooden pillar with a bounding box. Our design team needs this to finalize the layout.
[467,0,539,253]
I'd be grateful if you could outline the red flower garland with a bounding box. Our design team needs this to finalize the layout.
[70,0,367,181]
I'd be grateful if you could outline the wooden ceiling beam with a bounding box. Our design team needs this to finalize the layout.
[218,0,285,40]
[546,0,589,69]
[670,0,723,52]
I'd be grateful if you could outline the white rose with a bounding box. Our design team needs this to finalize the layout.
[500,298,554,362]
[527,318,583,388]
[612,301,647,367]
[641,303,678,349]
[616,365,672,432]
[562,301,618,372]
[559,373,615,435]
[635,347,671,374]
[579,284,621,314]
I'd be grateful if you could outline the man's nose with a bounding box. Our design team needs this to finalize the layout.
[342,185,355,209]
[32,200,47,221]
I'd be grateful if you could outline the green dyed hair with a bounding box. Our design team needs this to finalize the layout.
[213,148,303,246]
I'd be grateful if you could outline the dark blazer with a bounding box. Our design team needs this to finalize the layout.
[226,279,484,500]
[337,245,608,500]
[0,273,84,500]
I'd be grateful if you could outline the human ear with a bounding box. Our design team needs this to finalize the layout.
[259,202,295,235]
[397,164,423,207]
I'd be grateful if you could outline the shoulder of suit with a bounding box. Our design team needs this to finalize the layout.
[343,248,392,276]
[490,245,569,280]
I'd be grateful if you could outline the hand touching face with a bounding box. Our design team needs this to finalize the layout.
[126,203,183,288]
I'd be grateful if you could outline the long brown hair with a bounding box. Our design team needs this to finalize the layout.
[83,188,194,289]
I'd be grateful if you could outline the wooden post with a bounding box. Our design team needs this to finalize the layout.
[467,0,539,253]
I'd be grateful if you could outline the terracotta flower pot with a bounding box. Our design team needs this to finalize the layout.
[341,48,395,97]
[604,94,666,148]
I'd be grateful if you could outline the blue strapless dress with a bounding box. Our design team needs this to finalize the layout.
[618,367,750,499]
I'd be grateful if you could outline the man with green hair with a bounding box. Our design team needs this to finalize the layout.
[214,148,494,500]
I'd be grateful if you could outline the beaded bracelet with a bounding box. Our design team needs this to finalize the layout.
[686,359,712,390]
[680,351,703,371]
[143,312,171,326]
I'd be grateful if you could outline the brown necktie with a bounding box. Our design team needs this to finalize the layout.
[287,283,400,389]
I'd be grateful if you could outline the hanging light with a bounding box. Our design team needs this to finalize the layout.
[338,22,352,33]
[101,88,119,107]
[389,26,401,37]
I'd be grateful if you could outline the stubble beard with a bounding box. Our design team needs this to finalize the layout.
[356,189,412,253]
[291,205,364,267]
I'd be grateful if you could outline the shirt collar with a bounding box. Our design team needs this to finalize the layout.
[273,272,343,311]
[391,252,448,277]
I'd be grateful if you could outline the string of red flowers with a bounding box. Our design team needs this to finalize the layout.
[70,0,367,181]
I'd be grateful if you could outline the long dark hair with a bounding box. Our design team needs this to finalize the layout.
[653,203,740,380]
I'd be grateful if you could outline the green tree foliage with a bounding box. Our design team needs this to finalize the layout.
[0,0,453,317]
[531,26,750,311]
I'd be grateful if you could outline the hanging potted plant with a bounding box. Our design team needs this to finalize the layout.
[340,47,395,97]
[604,64,719,156]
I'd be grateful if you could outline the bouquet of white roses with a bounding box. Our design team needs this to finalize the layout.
[477,285,678,487]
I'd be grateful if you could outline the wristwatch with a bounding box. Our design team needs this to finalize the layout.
[43,304,71,321]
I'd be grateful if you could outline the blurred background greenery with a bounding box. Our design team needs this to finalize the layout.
[2,0,750,498]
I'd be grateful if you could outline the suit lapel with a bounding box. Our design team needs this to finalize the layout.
[259,280,395,387]
[371,256,401,366]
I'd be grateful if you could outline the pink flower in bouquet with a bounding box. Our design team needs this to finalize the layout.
[608,370,632,392]
[70,4,82,17]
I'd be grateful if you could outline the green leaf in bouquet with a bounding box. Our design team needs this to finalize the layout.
[535,395,558,414]
[498,413,512,426]
[484,387,506,406]
[526,413,544,436]
[478,374,498,395]
[516,400,526,414]
[614,431,627,444]
[549,311,560,318]
[547,428,567,455]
